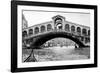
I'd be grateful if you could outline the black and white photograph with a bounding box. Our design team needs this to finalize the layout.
[11,1,97,72]
[22,11,90,62]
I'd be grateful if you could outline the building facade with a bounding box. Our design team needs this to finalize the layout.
[22,14,28,29]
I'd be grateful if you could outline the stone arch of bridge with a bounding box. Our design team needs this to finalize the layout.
[30,32,86,49]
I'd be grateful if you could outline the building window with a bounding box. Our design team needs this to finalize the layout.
[34,27,39,34]
[77,27,81,35]
[41,25,45,32]
[71,25,75,32]
[29,29,33,35]
[88,30,90,36]
[65,24,70,31]
[22,31,27,37]
[82,28,87,36]
[47,24,52,31]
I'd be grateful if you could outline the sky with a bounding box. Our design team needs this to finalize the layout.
[23,10,90,27]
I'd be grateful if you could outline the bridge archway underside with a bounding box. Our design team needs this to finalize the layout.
[23,31,90,49]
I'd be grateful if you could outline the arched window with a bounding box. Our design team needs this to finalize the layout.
[22,31,27,37]
[71,25,75,32]
[77,27,81,35]
[47,24,52,31]
[55,18,62,24]
[29,29,33,35]
[65,24,70,31]
[88,30,90,36]
[82,28,87,36]
[34,27,39,34]
[41,25,45,32]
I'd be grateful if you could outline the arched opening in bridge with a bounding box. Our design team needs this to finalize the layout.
[22,31,27,37]
[29,29,33,35]
[34,27,39,34]
[55,18,62,24]
[56,23,62,30]
[55,17,63,30]
[41,25,46,32]
[47,24,52,31]
[65,24,70,31]
[77,27,81,35]
[71,25,75,33]
[88,30,90,36]
[82,28,87,36]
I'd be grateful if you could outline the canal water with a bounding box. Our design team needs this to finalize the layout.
[32,46,90,62]
[22,46,90,62]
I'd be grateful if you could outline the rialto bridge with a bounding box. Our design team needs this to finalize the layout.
[22,15,90,49]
